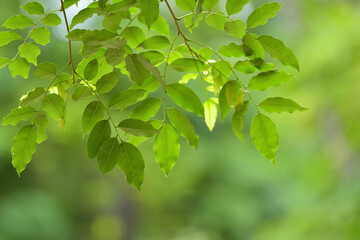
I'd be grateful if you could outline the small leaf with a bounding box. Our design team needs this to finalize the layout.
[205,13,227,30]
[151,16,170,37]
[141,0,159,29]
[0,31,23,46]
[96,72,119,93]
[204,0,219,9]
[41,13,61,26]
[203,100,217,131]
[87,120,111,159]
[41,94,65,120]
[120,26,145,48]
[30,27,50,45]
[247,2,281,29]
[125,54,151,85]
[234,60,257,74]
[18,42,41,65]
[232,100,249,142]
[105,48,124,66]
[97,137,120,174]
[219,43,245,57]
[34,62,57,78]
[0,57,10,69]
[226,0,249,15]
[19,87,46,107]
[118,142,145,190]
[109,89,145,110]
[118,119,159,137]
[63,0,81,9]
[21,2,45,15]
[135,55,164,85]
[258,35,299,70]
[154,124,180,175]
[11,125,37,176]
[9,58,30,79]
[138,36,170,50]
[70,8,97,29]
[218,80,240,121]
[259,97,307,113]
[82,101,106,134]
[129,98,161,121]
[167,108,199,149]
[170,58,205,72]
[139,51,165,65]
[224,20,246,38]
[103,13,122,33]
[167,83,204,117]
[175,0,195,11]
[251,113,279,164]
[84,59,99,81]
[3,106,37,126]
[242,33,264,59]
[72,86,93,101]
[179,73,198,84]
[31,114,48,143]
[248,70,292,91]
[2,15,33,30]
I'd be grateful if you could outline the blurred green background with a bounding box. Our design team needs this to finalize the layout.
[1,0,360,239]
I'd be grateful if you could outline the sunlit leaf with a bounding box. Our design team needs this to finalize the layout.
[247,2,281,29]
[248,70,292,91]
[175,0,195,11]
[34,62,57,78]
[41,13,61,26]
[18,42,40,66]
[70,8,97,29]
[0,31,23,46]
[109,89,145,110]
[21,2,44,15]
[41,94,65,120]
[84,59,99,81]
[129,98,161,121]
[31,114,48,143]
[141,0,159,29]
[232,100,249,142]
[3,106,37,126]
[203,100,217,131]
[19,87,45,107]
[96,72,119,93]
[226,0,249,15]
[30,27,50,45]
[259,97,307,113]
[2,15,33,29]
[9,58,30,79]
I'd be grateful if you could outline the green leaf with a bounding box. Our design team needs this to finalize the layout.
[105,48,124,66]
[224,20,246,38]
[219,43,245,57]
[118,142,145,190]
[129,98,161,121]
[234,60,257,74]
[108,0,136,13]
[120,26,145,48]
[192,0,205,28]
[250,113,279,164]
[247,2,281,29]
[34,62,57,79]
[170,58,205,72]
[204,0,219,9]
[205,13,227,30]
[96,72,119,93]
[154,124,180,176]
[21,2,44,15]
[151,16,170,38]
[63,0,80,9]
[109,89,145,110]
[139,51,165,65]
[226,0,249,15]
[248,70,292,91]
[2,15,33,30]
[232,100,249,142]
[203,100,217,131]
[9,58,30,79]
[87,120,111,159]
[167,108,198,149]
[218,80,240,121]
[125,54,151,86]
[72,86,93,101]
[41,94,65,120]
[118,119,159,137]
[141,0,159,29]
[84,59,98,81]
[0,31,23,46]
[135,55,165,85]
[30,27,50,45]
[103,13,122,33]
[97,137,120,174]
[259,97,307,113]
[19,87,46,107]
[0,57,10,69]
[11,125,37,176]
[31,114,48,143]
[138,36,170,50]
[41,13,61,26]
[167,83,204,117]
[3,106,37,126]
[18,42,41,66]
[258,35,299,70]
[175,0,195,11]
[179,73,198,84]
[242,33,264,59]
[82,101,106,134]
[128,120,162,146]
[70,8,97,29]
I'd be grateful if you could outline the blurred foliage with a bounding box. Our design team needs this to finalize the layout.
[0,0,360,239]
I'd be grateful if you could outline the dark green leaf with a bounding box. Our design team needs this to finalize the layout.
[87,120,111,159]
[138,36,170,50]
[129,98,161,121]
[234,60,257,74]
[232,100,249,142]
[139,51,165,65]
[31,114,48,143]
[97,137,120,174]
[242,33,264,59]
[118,142,145,190]
[84,59,99,80]
[118,119,159,137]
[72,86,93,101]
[167,83,204,117]
[125,54,151,85]
[218,80,240,121]
[11,125,37,176]
[82,101,106,134]
[154,124,180,176]
[170,58,205,72]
